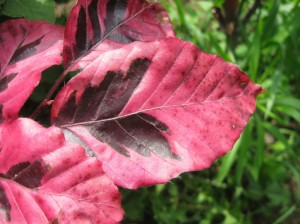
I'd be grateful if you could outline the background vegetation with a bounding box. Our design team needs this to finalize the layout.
[1,0,299,223]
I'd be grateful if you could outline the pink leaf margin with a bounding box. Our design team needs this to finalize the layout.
[0,118,124,223]
[63,0,175,68]
[0,19,64,121]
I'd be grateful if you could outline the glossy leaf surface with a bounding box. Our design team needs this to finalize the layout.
[52,38,262,189]
[63,0,174,68]
[0,118,123,223]
[0,19,63,121]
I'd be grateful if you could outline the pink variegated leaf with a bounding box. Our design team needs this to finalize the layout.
[0,118,123,223]
[0,19,64,121]
[64,0,175,68]
[51,38,262,189]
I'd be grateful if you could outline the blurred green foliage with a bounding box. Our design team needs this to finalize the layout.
[1,0,299,223]
[0,0,55,22]
[123,0,300,223]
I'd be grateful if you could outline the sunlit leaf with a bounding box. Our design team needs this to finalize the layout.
[52,38,262,189]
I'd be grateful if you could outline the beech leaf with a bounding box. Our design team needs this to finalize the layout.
[63,0,175,68]
[0,19,64,121]
[0,118,123,223]
[52,38,262,189]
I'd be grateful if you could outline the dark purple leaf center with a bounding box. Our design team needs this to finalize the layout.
[9,35,45,65]
[0,73,18,93]
[70,0,134,64]
[55,58,180,160]
[0,160,49,189]
[85,113,179,159]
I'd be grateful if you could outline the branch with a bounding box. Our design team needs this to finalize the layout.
[237,0,246,17]
[30,70,68,120]
[242,0,262,25]
[212,7,226,30]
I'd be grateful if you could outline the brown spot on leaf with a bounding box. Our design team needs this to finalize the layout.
[74,211,88,219]
[63,159,71,164]
[50,218,59,224]
[240,82,248,87]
